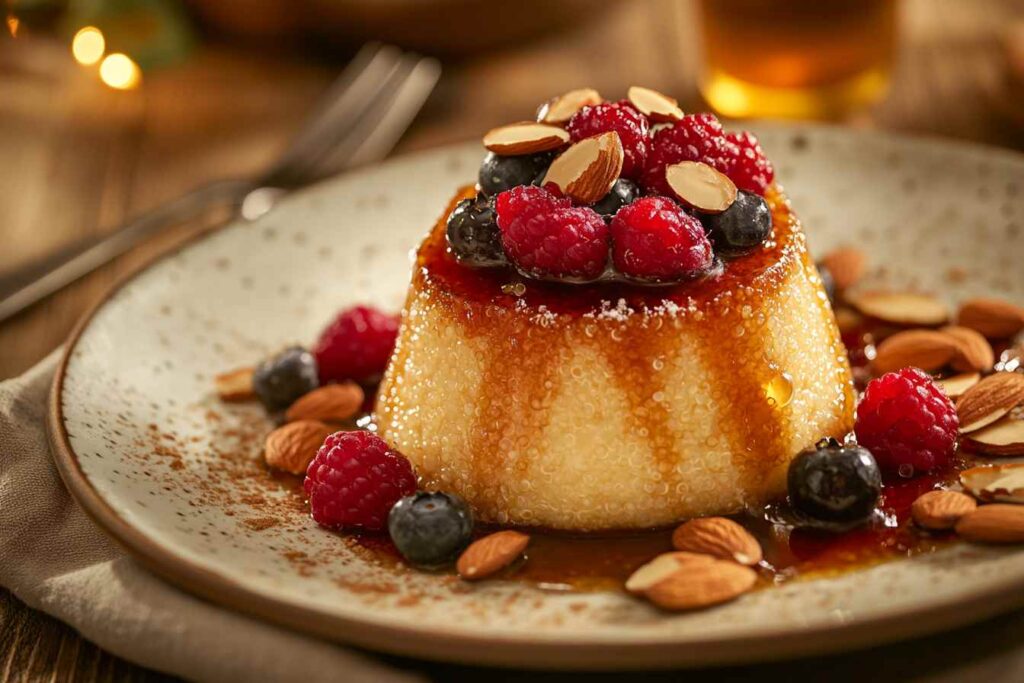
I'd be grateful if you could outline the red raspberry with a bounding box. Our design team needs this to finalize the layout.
[304,431,417,531]
[610,196,713,281]
[313,306,399,385]
[722,131,775,195]
[854,368,959,478]
[496,186,609,280]
[566,101,650,179]
[640,113,730,196]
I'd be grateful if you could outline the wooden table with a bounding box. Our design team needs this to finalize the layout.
[1,0,1023,679]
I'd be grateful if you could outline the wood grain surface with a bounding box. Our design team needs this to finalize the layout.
[1,0,1023,680]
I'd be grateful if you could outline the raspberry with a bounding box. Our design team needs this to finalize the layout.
[566,101,650,179]
[610,196,713,281]
[496,186,609,280]
[304,431,417,531]
[722,131,775,195]
[313,306,399,385]
[640,113,730,196]
[854,367,959,478]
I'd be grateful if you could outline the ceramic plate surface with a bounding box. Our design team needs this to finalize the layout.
[50,125,1024,669]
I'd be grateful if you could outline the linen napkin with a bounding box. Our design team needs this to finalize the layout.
[0,352,419,683]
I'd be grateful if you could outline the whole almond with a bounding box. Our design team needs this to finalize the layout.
[957,298,1024,339]
[936,372,981,399]
[665,161,737,213]
[820,247,866,292]
[849,291,949,327]
[542,132,624,204]
[955,504,1024,543]
[871,330,960,375]
[457,531,530,581]
[911,490,977,530]
[961,464,1024,503]
[964,412,1024,457]
[285,382,364,423]
[264,420,332,475]
[627,86,684,122]
[482,121,570,155]
[538,88,603,124]
[643,553,757,611]
[956,372,1024,433]
[671,517,763,566]
[941,325,995,373]
[215,367,255,402]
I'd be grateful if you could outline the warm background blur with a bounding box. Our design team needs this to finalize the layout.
[1,0,1023,678]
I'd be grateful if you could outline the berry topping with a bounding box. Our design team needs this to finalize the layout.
[592,178,641,217]
[787,438,882,524]
[609,196,713,281]
[566,101,650,179]
[252,347,319,411]
[496,186,609,280]
[478,151,554,196]
[854,368,960,478]
[446,195,505,266]
[722,131,775,196]
[640,113,730,196]
[304,431,417,531]
[313,306,399,385]
[388,491,474,567]
[700,190,773,256]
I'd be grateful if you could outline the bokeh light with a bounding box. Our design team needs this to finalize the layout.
[5,14,18,37]
[99,53,141,90]
[72,27,106,66]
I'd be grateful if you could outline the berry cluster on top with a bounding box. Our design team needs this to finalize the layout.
[446,86,775,284]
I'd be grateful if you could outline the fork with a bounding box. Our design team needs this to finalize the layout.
[0,44,441,323]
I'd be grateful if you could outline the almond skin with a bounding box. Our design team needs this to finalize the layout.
[956,372,1024,433]
[941,325,995,373]
[482,121,570,155]
[541,132,624,204]
[955,504,1024,543]
[957,298,1024,339]
[911,490,977,530]
[215,367,255,402]
[671,517,763,565]
[285,382,364,423]
[264,420,332,475]
[626,86,684,122]
[457,531,530,581]
[625,552,702,594]
[820,247,866,292]
[871,329,960,375]
[643,553,757,611]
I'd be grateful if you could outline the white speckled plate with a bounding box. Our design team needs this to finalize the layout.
[49,125,1024,669]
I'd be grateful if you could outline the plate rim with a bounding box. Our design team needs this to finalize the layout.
[46,128,1024,669]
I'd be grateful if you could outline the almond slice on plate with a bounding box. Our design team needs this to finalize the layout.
[643,553,757,611]
[955,504,1024,543]
[935,372,981,399]
[457,530,530,581]
[215,366,256,402]
[482,121,570,155]
[956,372,1024,433]
[941,325,995,373]
[264,420,332,475]
[285,382,364,423]
[665,161,737,213]
[961,464,1024,503]
[911,490,977,529]
[820,247,866,292]
[871,329,960,375]
[957,298,1024,339]
[538,88,603,124]
[848,291,949,327]
[541,131,623,204]
[671,517,763,566]
[627,86,684,122]
[625,552,703,594]
[963,411,1024,456]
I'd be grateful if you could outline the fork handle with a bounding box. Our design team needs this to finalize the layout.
[0,179,250,323]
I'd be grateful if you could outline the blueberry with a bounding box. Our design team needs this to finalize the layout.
[252,346,318,411]
[788,438,882,524]
[388,492,474,568]
[700,190,772,256]
[817,262,837,303]
[592,178,640,217]
[446,195,506,266]
[478,151,554,196]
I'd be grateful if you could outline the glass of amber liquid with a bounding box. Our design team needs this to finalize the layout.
[697,0,898,119]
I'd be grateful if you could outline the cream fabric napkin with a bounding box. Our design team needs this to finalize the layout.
[0,353,419,683]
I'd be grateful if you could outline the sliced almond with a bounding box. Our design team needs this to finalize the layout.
[264,420,332,475]
[671,517,763,566]
[936,372,981,399]
[957,298,1024,339]
[961,464,1024,503]
[643,553,757,611]
[665,161,737,213]
[941,325,995,373]
[626,86,684,122]
[482,121,570,155]
[625,552,703,594]
[911,490,977,530]
[820,247,866,292]
[457,530,530,581]
[955,504,1024,543]
[285,382,364,423]
[848,291,949,327]
[964,411,1024,457]
[541,131,623,204]
[956,372,1024,433]
[215,367,255,402]
[871,330,960,375]
[538,88,603,124]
